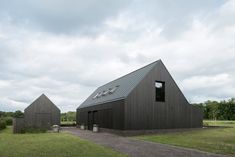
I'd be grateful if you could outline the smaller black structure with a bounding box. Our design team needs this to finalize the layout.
[13,94,61,133]
[24,94,61,129]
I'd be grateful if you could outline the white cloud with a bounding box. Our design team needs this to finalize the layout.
[0,0,235,111]
[182,74,231,90]
[0,0,131,34]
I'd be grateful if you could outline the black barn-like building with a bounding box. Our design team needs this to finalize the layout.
[24,94,60,129]
[77,60,203,130]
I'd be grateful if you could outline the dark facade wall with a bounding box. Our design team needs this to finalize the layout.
[13,118,25,133]
[125,61,203,130]
[77,99,125,130]
[191,106,203,127]
[24,97,60,129]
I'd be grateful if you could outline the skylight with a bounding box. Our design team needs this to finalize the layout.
[92,85,119,100]
[109,86,119,94]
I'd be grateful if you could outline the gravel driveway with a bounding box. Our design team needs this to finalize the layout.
[62,127,230,157]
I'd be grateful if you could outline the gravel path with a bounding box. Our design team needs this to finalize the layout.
[62,127,231,157]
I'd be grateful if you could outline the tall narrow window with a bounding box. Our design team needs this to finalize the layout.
[155,81,165,102]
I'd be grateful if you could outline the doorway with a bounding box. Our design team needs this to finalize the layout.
[88,111,98,130]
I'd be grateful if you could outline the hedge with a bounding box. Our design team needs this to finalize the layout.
[4,117,13,125]
[0,119,6,130]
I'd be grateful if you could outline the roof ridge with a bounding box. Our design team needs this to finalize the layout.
[99,60,160,88]
[77,59,161,109]
[25,94,60,111]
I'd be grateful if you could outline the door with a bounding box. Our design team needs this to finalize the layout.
[88,111,98,130]
[88,111,93,130]
[93,111,98,125]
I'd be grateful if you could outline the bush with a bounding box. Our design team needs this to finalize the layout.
[4,117,13,125]
[60,122,76,127]
[203,121,209,126]
[0,119,6,130]
[12,110,24,118]
[21,127,47,134]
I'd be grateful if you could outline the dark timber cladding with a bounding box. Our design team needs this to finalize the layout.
[24,94,61,129]
[77,60,203,130]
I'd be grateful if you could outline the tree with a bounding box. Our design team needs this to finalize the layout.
[12,110,24,118]
[224,98,235,120]
[193,98,235,120]
[61,112,76,122]
[0,111,4,118]
[204,101,219,120]
[67,112,76,121]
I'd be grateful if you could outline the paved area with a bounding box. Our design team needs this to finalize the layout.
[62,127,230,157]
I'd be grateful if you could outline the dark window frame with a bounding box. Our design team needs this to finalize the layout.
[155,81,165,102]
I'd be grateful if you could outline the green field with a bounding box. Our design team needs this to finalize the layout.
[0,127,126,157]
[60,121,76,126]
[137,120,235,156]
[61,121,76,125]
[1,121,234,157]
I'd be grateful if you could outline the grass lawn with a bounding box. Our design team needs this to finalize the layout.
[61,121,76,125]
[137,120,235,156]
[0,126,126,157]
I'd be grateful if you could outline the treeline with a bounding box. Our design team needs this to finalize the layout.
[61,111,76,122]
[0,110,76,122]
[0,110,24,130]
[0,110,76,129]
[193,98,235,120]
[0,110,24,118]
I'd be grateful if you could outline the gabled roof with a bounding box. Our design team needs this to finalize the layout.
[78,60,160,109]
[25,94,60,111]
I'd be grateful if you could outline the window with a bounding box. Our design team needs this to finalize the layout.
[102,90,109,96]
[97,92,102,98]
[92,85,120,100]
[109,85,119,94]
[92,93,99,99]
[155,81,165,102]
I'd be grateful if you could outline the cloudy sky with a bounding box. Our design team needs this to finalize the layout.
[0,0,234,112]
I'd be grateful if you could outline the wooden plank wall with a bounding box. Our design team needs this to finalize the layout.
[77,99,125,130]
[13,118,25,134]
[24,97,60,129]
[125,61,203,130]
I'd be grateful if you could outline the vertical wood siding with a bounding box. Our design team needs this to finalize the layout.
[77,99,125,130]
[125,61,203,130]
[24,95,60,129]
[77,61,202,130]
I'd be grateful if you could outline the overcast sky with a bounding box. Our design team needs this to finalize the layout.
[0,0,234,112]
